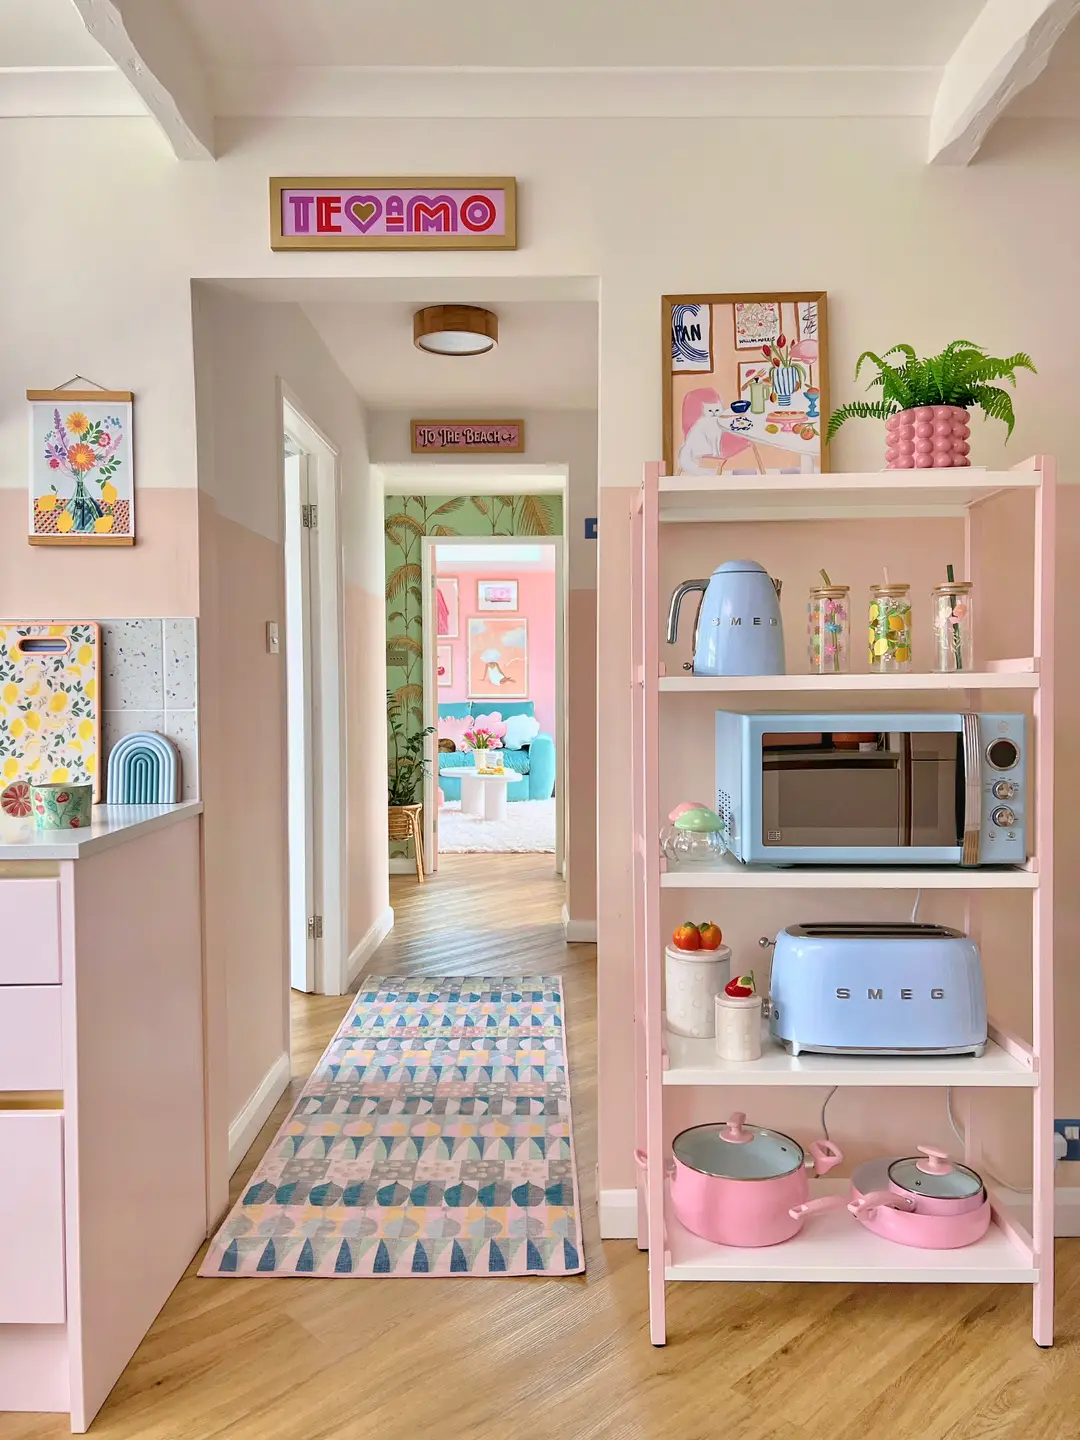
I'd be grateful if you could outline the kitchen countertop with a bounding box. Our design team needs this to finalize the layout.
[0,801,203,860]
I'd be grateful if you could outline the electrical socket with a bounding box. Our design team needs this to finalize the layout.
[1054,1119,1080,1162]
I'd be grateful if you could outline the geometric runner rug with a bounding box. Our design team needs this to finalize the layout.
[200,975,584,1277]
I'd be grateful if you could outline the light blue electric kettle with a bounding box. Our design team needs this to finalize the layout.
[666,560,785,676]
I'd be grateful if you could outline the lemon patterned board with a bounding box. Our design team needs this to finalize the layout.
[0,622,101,800]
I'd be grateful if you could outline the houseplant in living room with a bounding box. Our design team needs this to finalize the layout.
[827,340,1035,468]
[387,692,434,879]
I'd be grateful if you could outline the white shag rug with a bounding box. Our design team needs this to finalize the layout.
[437,798,556,854]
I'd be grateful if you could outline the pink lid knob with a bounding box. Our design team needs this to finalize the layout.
[915,1145,951,1175]
[720,1112,752,1144]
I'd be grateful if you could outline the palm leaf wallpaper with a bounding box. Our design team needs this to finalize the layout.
[384,492,563,857]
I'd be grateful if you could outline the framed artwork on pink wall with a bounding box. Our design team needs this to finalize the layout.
[467,617,528,700]
[436,644,453,687]
[477,579,518,611]
[436,577,459,638]
[664,293,829,478]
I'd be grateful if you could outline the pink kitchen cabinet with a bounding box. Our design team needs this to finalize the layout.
[0,806,206,1431]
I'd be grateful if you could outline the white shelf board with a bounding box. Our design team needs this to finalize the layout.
[658,667,1039,694]
[661,855,1037,889]
[663,1028,1037,1088]
[658,470,1040,523]
[665,1182,1037,1284]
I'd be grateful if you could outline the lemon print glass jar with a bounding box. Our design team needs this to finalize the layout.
[868,582,912,672]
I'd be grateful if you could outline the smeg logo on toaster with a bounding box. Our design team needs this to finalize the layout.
[835,988,945,1000]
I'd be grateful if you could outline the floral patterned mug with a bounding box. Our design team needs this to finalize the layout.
[31,782,93,830]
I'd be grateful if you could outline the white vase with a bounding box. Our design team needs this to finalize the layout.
[665,944,731,1038]
[474,748,502,774]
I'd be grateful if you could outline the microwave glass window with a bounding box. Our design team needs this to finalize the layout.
[760,730,961,849]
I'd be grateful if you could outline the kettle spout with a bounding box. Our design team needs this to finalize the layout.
[666,580,709,645]
[771,577,783,600]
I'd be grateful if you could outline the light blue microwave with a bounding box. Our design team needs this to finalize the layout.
[715,712,1026,866]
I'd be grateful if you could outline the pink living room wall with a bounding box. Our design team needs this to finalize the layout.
[437,564,556,736]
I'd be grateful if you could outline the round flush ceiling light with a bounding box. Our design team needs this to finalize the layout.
[413,304,498,357]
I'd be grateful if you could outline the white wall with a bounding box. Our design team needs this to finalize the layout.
[191,285,387,1212]
[2,112,1079,1205]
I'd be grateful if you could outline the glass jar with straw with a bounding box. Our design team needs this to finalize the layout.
[868,572,912,672]
[808,569,850,674]
[932,566,973,672]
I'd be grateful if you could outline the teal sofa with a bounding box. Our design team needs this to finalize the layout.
[437,701,556,802]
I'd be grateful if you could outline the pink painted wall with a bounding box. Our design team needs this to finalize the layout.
[0,489,199,617]
[436,563,557,736]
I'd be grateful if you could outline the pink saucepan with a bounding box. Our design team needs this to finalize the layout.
[789,1145,991,1249]
[653,1111,843,1247]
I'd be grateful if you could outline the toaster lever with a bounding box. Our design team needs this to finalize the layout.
[758,936,775,950]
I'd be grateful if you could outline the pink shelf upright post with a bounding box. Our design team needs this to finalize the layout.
[1031,454,1056,1346]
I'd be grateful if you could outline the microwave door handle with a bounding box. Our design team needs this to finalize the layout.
[961,713,981,865]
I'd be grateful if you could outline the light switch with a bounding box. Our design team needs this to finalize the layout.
[266,621,280,655]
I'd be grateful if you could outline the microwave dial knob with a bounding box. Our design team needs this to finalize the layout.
[992,780,1018,801]
[992,805,1017,829]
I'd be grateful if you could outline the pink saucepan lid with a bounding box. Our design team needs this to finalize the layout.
[654,1111,842,1249]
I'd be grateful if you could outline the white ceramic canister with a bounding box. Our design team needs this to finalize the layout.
[665,944,731,1038]
[714,991,763,1060]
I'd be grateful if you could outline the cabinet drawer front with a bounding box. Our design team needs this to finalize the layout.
[0,879,61,984]
[0,1113,65,1323]
[0,987,62,1090]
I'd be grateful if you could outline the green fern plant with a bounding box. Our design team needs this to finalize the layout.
[827,341,1035,443]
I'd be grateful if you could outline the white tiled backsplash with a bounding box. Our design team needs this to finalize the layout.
[100,619,199,800]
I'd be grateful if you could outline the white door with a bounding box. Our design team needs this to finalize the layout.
[284,448,319,991]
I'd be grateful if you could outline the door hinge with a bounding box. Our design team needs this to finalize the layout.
[307,914,324,939]
[301,503,318,529]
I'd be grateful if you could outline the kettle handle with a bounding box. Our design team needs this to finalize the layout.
[666,580,710,653]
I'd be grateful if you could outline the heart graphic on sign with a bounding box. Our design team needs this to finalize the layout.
[344,194,383,232]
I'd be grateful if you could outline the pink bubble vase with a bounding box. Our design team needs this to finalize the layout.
[884,405,971,470]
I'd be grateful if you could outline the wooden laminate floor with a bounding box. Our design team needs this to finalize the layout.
[5,855,1079,1439]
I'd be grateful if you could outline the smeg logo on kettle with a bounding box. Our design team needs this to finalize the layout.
[709,615,780,627]
[835,988,946,1000]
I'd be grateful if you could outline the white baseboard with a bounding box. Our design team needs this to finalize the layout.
[346,904,395,986]
[561,904,597,944]
[599,1188,639,1240]
[389,857,415,874]
[1055,1187,1080,1236]
[228,1051,291,1176]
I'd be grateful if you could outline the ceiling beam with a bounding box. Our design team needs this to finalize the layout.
[929,0,1080,164]
[70,0,214,159]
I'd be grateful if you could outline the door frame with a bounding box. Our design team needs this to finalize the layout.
[281,386,348,996]
[421,533,566,876]
[283,444,317,992]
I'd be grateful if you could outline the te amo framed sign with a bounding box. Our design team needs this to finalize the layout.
[269,176,517,251]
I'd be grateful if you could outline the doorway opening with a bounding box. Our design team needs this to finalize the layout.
[282,392,347,996]
[423,535,564,868]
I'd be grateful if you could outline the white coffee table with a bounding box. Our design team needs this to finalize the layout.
[442,765,509,822]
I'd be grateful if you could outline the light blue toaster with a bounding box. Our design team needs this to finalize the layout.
[767,922,987,1057]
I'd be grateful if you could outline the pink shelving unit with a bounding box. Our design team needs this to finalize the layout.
[631,457,1056,1346]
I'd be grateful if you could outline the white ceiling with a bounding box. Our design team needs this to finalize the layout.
[176,0,984,69]
[1,3,1078,146]
[0,0,108,65]
[301,299,598,411]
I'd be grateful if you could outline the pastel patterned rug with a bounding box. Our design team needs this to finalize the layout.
[200,975,583,1278]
